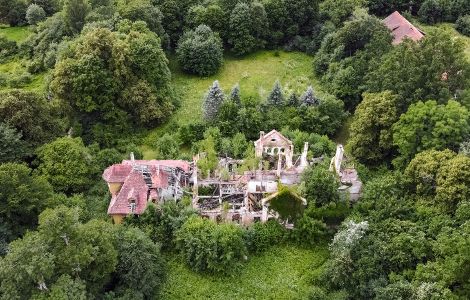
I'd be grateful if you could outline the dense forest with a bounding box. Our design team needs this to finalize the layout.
[1,0,470,299]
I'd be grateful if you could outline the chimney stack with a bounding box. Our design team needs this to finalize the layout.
[130,152,135,164]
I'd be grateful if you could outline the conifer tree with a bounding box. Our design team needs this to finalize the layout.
[301,86,319,106]
[229,83,241,105]
[203,80,225,121]
[267,80,284,106]
[287,92,299,107]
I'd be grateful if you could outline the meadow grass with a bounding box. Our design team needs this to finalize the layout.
[168,50,317,126]
[161,244,328,300]
[0,25,31,42]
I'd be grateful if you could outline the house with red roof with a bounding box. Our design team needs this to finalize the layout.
[102,156,192,223]
[383,11,425,45]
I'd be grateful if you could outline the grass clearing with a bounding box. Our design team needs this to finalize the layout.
[169,50,317,126]
[162,244,328,300]
[0,25,31,42]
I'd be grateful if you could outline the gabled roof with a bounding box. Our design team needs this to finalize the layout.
[383,11,425,45]
[107,170,149,215]
[254,130,292,146]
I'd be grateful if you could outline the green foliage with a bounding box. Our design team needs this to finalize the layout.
[347,91,400,164]
[315,10,393,110]
[112,226,166,298]
[392,100,470,168]
[269,186,305,222]
[0,34,18,61]
[117,0,166,40]
[456,15,470,36]
[202,80,224,121]
[0,206,118,299]
[175,216,247,274]
[267,79,284,106]
[124,201,197,250]
[50,22,174,145]
[418,0,470,24]
[162,245,328,299]
[63,0,91,34]
[301,165,340,207]
[35,137,93,194]
[26,4,46,25]
[366,30,470,110]
[0,122,29,162]
[177,25,223,76]
[404,149,457,197]
[0,90,64,147]
[291,215,328,247]
[244,220,286,253]
[155,133,180,159]
[320,0,367,25]
[229,2,267,56]
[0,163,55,244]
[0,0,28,26]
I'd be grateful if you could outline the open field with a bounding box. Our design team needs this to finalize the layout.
[161,244,328,300]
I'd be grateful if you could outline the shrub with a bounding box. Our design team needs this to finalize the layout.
[290,215,328,246]
[244,220,286,253]
[0,35,18,61]
[176,25,223,76]
[306,202,350,225]
[155,133,180,159]
[456,15,470,36]
[8,72,32,88]
[26,3,46,25]
[175,216,246,274]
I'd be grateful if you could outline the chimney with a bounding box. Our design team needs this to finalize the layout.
[130,152,135,164]
[259,131,265,140]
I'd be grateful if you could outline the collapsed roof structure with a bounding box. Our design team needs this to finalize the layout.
[102,130,362,225]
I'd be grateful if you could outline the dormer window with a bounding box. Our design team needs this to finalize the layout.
[129,199,137,213]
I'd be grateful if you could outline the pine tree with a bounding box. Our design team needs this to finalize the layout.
[301,86,319,106]
[267,80,284,106]
[230,83,241,105]
[287,92,299,107]
[203,80,225,121]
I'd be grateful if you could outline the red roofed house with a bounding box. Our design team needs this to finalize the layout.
[383,11,425,45]
[103,156,191,223]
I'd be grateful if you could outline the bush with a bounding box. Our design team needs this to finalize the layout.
[306,201,350,225]
[456,15,470,36]
[290,215,328,246]
[8,72,32,88]
[155,133,180,159]
[244,220,286,253]
[26,3,46,25]
[175,216,247,274]
[176,25,223,76]
[0,35,18,61]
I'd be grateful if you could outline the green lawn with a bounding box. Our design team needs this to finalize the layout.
[161,244,328,300]
[0,25,31,42]
[168,50,317,126]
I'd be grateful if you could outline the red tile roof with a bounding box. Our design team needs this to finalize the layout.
[107,170,149,215]
[383,11,424,45]
[103,159,191,217]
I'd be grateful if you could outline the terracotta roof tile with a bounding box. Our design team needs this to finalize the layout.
[383,11,424,45]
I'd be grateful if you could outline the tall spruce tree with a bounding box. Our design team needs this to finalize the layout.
[267,80,284,106]
[301,86,319,106]
[229,83,241,105]
[203,80,225,121]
